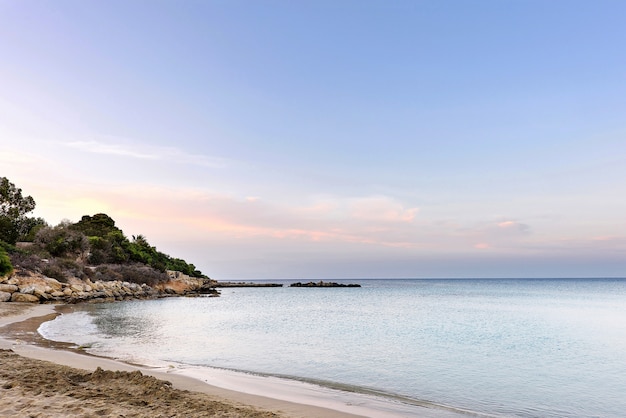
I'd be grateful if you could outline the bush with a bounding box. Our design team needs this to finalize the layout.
[57,258,85,279]
[42,264,66,283]
[94,265,123,282]
[8,253,45,272]
[0,239,16,253]
[0,246,13,277]
[88,249,108,265]
[83,266,95,278]
[35,225,89,258]
[119,265,169,286]
[92,263,168,286]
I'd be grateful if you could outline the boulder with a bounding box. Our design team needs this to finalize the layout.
[0,291,11,302]
[70,284,84,293]
[11,293,40,303]
[18,285,36,295]
[32,285,51,299]
[0,284,18,293]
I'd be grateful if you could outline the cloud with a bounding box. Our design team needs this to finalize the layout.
[64,140,159,160]
[0,150,44,165]
[58,187,424,249]
[62,138,232,168]
[497,220,530,232]
[349,196,419,223]
[451,219,533,251]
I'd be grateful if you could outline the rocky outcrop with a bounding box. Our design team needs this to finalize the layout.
[214,282,283,288]
[0,269,219,304]
[290,281,361,288]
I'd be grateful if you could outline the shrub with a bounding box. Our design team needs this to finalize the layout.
[57,258,85,279]
[88,249,108,265]
[35,225,89,258]
[91,263,168,286]
[0,246,13,277]
[8,253,45,272]
[118,264,169,286]
[42,264,66,283]
[94,265,123,282]
[82,266,95,278]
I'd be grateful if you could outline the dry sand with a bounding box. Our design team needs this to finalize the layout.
[0,303,365,418]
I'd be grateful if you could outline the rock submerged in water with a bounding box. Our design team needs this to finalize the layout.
[290,281,361,288]
[214,282,283,288]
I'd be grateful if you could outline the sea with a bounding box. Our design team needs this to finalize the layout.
[38,278,626,417]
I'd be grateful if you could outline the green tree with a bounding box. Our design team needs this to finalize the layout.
[72,213,119,238]
[0,177,36,244]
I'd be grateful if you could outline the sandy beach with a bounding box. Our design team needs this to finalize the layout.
[0,303,365,418]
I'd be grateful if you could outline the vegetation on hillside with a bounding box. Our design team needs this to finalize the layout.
[0,176,206,284]
[0,246,12,277]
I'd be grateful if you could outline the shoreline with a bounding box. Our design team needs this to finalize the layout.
[1,302,476,418]
[0,303,367,418]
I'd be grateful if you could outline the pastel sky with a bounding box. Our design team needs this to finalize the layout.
[2,1,625,279]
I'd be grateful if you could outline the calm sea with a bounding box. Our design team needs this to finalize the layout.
[39,278,626,417]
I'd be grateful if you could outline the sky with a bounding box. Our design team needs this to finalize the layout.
[1,1,625,279]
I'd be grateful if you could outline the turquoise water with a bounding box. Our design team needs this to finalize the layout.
[39,279,626,417]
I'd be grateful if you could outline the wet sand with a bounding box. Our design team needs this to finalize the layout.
[0,303,365,418]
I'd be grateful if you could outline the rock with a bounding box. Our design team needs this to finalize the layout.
[44,279,63,292]
[70,284,84,293]
[36,291,52,301]
[32,285,50,299]
[18,285,36,295]
[11,293,40,303]
[90,291,107,299]
[4,268,219,304]
[0,284,18,293]
[214,282,282,288]
[289,281,361,288]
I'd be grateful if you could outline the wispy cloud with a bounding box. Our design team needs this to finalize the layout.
[349,196,419,223]
[64,140,159,160]
[71,187,424,248]
[497,220,530,232]
[62,138,232,168]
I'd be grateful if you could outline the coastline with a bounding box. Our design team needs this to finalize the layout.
[0,303,367,418]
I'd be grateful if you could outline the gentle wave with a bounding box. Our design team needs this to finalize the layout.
[39,278,626,417]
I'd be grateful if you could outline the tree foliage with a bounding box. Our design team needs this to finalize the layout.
[71,214,120,238]
[0,177,207,281]
[0,177,37,244]
[126,234,201,276]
